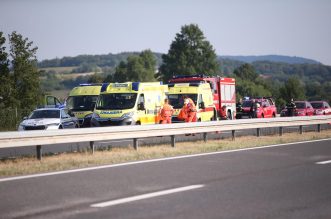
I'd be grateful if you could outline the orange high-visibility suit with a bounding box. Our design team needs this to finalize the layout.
[184,98,197,123]
[160,101,174,124]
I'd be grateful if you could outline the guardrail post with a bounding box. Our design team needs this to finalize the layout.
[299,125,303,134]
[279,127,283,136]
[133,138,138,150]
[203,133,207,143]
[90,141,95,154]
[36,145,42,160]
[257,128,261,137]
[171,135,175,147]
[317,124,321,132]
[232,130,235,141]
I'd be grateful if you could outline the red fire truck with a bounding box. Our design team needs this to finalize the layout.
[169,75,236,119]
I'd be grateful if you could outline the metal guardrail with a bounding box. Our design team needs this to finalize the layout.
[0,116,331,160]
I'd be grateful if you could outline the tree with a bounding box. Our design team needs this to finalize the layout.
[113,50,157,82]
[113,61,129,83]
[0,32,14,108]
[159,24,219,82]
[138,50,157,81]
[280,76,305,102]
[233,63,258,81]
[233,64,272,98]
[87,73,104,83]
[9,31,41,110]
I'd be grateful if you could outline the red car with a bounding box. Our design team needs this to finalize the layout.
[310,101,331,115]
[238,98,277,118]
[281,101,314,117]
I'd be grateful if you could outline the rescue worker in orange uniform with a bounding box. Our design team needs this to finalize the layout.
[183,98,197,123]
[160,98,174,124]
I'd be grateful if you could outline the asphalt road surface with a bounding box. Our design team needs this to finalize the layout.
[1,139,331,219]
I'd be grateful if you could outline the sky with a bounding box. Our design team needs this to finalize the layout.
[1,0,331,65]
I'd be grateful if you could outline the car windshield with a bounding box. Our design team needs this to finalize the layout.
[96,93,137,110]
[242,100,262,107]
[66,95,98,111]
[29,110,60,119]
[242,101,252,107]
[310,102,323,108]
[168,94,197,109]
[295,102,305,109]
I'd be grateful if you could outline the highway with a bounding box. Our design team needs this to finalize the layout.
[1,139,331,219]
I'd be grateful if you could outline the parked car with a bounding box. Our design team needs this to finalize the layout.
[280,101,314,117]
[310,101,331,115]
[236,97,277,119]
[18,108,79,131]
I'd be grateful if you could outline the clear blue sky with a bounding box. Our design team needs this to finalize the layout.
[1,0,331,65]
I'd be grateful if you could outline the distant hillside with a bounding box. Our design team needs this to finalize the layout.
[39,53,321,70]
[38,52,163,68]
[220,55,320,65]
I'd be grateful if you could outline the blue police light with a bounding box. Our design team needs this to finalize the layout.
[101,83,109,92]
[132,82,140,91]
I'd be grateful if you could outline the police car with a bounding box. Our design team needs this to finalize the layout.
[18,108,79,131]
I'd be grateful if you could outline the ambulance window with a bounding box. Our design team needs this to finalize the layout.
[138,94,145,104]
[138,94,145,110]
[198,94,203,104]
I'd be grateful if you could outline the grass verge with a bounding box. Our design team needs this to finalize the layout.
[1,129,331,178]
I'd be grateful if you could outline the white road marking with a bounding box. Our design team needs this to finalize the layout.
[1,138,330,183]
[316,160,331,165]
[91,184,204,208]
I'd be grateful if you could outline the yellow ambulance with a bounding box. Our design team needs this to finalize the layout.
[66,84,102,127]
[91,82,168,126]
[167,83,217,122]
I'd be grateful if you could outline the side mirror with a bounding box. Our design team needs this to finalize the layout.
[138,103,145,111]
[23,116,28,120]
[199,102,205,109]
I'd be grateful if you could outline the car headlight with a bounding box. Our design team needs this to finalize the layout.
[121,112,134,119]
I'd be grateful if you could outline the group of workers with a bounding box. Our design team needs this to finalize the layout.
[159,97,229,124]
[159,97,197,124]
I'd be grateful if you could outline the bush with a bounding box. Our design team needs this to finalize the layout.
[0,108,31,131]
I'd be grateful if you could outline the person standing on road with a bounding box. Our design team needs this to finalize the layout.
[287,98,296,117]
[184,98,197,123]
[160,98,174,124]
[250,99,256,118]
